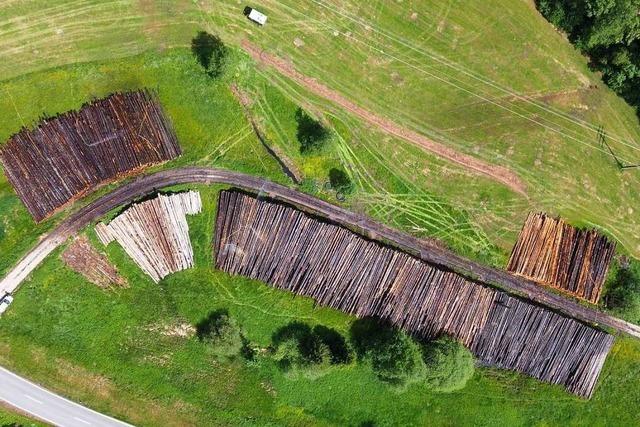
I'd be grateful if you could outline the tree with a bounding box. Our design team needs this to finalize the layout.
[271,322,351,378]
[191,31,228,78]
[328,168,354,195]
[536,1,640,113]
[350,317,426,387]
[296,108,331,153]
[422,336,475,392]
[196,309,244,358]
[604,258,640,310]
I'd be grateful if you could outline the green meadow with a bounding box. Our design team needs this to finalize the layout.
[0,0,640,425]
[0,185,638,426]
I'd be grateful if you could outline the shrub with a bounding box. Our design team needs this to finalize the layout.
[271,322,351,378]
[604,258,640,323]
[196,309,243,358]
[605,258,640,308]
[191,31,228,78]
[423,336,474,392]
[328,168,354,195]
[350,317,425,387]
[296,108,330,153]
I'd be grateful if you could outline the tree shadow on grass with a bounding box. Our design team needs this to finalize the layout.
[191,31,228,78]
[195,308,230,341]
[271,321,352,370]
[296,108,330,153]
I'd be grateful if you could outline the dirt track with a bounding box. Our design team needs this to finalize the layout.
[0,167,638,339]
[241,40,527,196]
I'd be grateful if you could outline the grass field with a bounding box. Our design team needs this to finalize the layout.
[2,1,640,259]
[0,404,43,427]
[0,185,639,426]
[1,0,640,425]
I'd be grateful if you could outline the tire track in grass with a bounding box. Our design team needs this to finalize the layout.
[241,39,527,196]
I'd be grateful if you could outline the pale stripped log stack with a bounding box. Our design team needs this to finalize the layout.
[214,191,614,398]
[0,90,181,222]
[96,191,201,283]
[507,213,616,303]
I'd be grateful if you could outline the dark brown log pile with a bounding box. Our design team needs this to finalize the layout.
[214,191,613,398]
[95,191,201,283]
[61,235,127,289]
[507,213,616,303]
[0,90,181,222]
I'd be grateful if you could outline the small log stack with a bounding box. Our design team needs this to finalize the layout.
[213,191,614,398]
[61,235,127,289]
[507,213,616,303]
[0,90,181,222]
[96,191,201,283]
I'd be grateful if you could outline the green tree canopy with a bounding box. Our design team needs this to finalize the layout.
[328,168,354,195]
[296,108,331,153]
[350,317,426,387]
[191,31,228,78]
[537,0,640,111]
[196,309,244,358]
[422,336,475,392]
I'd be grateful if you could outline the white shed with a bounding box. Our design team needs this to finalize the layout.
[248,8,268,26]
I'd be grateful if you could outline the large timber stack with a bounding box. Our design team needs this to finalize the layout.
[96,191,201,283]
[0,90,181,222]
[507,212,616,303]
[214,191,614,398]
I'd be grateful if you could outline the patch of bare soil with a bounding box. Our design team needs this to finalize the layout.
[241,40,527,196]
[61,236,127,289]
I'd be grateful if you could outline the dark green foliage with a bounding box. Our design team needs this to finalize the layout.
[196,309,243,358]
[271,322,351,377]
[328,168,354,195]
[191,31,228,78]
[296,108,331,153]
[350,317,426,387]
[313,325,352,364]
[422,336,475,392]
[604,257,640,312]
[536,0,640,111]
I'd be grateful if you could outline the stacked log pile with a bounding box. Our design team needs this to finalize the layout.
[214,191,613,398]
[507,213,616,303]
[61,236,127,288]
[472,293,614,397]
[96,191,201,283]
[0,90,181,222]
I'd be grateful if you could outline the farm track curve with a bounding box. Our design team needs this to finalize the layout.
[0,166,637,339]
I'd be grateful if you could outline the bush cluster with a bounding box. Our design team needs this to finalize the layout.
[423,336,474,392]
[196,309,245,359]
[271,322,352,378]
[195,312,475,392]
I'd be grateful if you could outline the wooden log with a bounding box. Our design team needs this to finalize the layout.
[213,191,614,398]
[96,191,201,283]
[0,90,181,222]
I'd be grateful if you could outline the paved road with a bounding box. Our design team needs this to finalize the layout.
[1,167,639,339]
[0,366,132,426]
